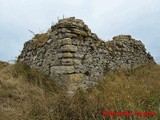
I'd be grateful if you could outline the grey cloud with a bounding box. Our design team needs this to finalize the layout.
[0,0,160,63]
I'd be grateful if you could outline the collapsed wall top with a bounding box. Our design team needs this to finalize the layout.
[18,17,155,93]
[50,17,99,40]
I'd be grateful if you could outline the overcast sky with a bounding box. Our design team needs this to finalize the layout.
[0,0,160,63]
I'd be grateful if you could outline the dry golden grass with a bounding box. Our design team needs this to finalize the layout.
[0,63,159,120]
[32,33,49,48]
[0,63,63,120]
[0,61,9,70]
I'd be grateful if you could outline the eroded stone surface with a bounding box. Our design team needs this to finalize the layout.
[60,45,77,52]
[57,38,72,46]
[51,66,74,74]
[65,73,84,82]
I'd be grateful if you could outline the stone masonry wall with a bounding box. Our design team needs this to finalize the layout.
[18,17,155,93]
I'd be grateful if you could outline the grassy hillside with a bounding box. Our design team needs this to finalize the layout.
[0,62,159,120]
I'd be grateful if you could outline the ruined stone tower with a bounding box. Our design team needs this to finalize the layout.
[18,17,155,93]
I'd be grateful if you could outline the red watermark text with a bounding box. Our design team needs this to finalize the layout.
[101,110,156,117]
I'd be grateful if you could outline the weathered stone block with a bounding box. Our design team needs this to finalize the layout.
[65,73,84,81]
[57,28,71,33]
[61,59,73,65]
[64,33,78,38]
[60,45,77,52]
[57,53,73,58]
[73,53,84,59]
[61,59,81,65]
[72,29,87,36]
[57,38,72,46]
[51,66,74,74]
[73,59,81,65]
